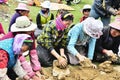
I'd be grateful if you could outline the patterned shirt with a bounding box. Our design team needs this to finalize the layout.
[37,20,71,51]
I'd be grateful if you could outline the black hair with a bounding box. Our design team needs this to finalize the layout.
[22,42,33,50]
[56,9,68,17]
[61,12,74,21]
[83,9,91,12]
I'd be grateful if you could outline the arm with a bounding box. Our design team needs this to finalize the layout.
[67,25,80,56]
[105,0,117,15]
[19,55,35,78]
[0,23,5,34]
[36,14,42,29]
[30,50,41,71]
[50,13,54,20]
[13,59,29,79]
[67,25,87,61]
[88,38,96,60]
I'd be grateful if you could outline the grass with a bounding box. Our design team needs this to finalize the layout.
[0,0,94,33]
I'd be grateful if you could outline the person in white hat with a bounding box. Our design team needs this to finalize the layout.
[35,0,54,38]
[1,16,40,80]
[9,3,30,31]
[80,4,91,22]
[94,19,120,64]
[67,17,103,65]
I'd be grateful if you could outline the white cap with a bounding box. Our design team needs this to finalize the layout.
[41,1,51,9]
[83,17,103,39]
[83,4,91,10]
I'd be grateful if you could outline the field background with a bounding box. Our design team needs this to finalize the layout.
[0,0,115,33]
[0,0,93,33]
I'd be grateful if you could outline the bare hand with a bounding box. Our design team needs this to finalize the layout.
[106,50,115,57]
[58,56,67,68]
[79,55,86,62]
[23,75,30,80]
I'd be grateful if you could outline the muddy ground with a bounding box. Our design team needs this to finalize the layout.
[42,62,120,80]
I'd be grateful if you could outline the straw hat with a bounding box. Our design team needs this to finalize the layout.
[11,16,37,32]
[83,17,103,39]
[15,3,29,11]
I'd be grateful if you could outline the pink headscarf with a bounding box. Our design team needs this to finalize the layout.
[55,15,66,31]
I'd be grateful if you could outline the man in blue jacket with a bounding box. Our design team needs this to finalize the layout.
[89,0,120,26]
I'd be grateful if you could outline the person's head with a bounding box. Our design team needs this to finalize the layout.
[82,4,91,17]
[109,21,120,37]
[13,34,33,54]
[0,49,8,76]
[11,16,37,34]
[56,12,74,31]
[0,49,8,68]
[15,3,30,16]
[56,9,68,17]
[83,17,103,39]
[21,37,33,52]
[40,1,51,14]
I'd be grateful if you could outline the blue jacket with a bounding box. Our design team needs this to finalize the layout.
[0,38,16,68]
[67,22,96,60]
[92,0,120,16]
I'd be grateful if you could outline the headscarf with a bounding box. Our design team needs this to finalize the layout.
[55,15,66,31]
[13,34,32,54]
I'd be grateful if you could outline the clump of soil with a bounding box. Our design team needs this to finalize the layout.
[42,61,120,80]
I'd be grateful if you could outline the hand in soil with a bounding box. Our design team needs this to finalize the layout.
[79,58,97,68]
[98,61,113,73]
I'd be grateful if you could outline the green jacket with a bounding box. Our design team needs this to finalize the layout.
[37,20,71,51]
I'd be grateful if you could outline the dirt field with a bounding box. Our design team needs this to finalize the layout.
[42,62,120,80]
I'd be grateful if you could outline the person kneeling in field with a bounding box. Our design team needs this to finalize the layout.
[67,17,103,67]
[94,17,120,64]
[13,34,42,80]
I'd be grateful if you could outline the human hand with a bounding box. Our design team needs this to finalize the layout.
[23,75,31,80]
[0,34,4,38]
[61,54,67,60]
[105,50,115,57]
[116,10,120,15]
[58,56,67,69]
[79,55,86,62]
[79,58,97,68]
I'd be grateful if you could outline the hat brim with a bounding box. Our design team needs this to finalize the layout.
[41,4,50,9]
[83,24,100,39]
[15,8,29,11]
[11,22,37,32]
[109,22,120,31]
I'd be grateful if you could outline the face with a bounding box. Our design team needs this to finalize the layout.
[21,44,29,52]
[62,20,73,28]
[20,10,29,16]
[0,50,8,68]
[83,9,90,17]
[41,7,49,14]
[110,28,120,37]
